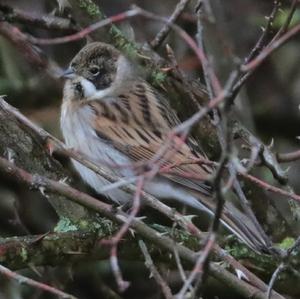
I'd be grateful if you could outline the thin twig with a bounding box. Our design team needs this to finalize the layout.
[242,22,300,72]
[267,235,300,298]
[27,9,139,45]
[240,172,300,204]
[102,176,145,292]
[233,0,298,100]
[277,149,300,163]
[0,156,278,299]
[0,21,61,78]
[0,264,77,299]
[244,0,281,64]
[0,98,278,295]
[151,0,191,49]
[271,0,299,42]
[139,240,174,299]
[0,3,77,31]
[267,263,285,299]
[176,233,216,299]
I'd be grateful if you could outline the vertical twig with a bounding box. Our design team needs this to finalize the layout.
[151,0,191,49]
[139,240,174,299]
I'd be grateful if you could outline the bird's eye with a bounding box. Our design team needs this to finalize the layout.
[89,66,100,76]
[70,63,76,71]
[74,83,83,94]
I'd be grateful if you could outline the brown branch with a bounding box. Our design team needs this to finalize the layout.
[27,9,139,45]
[242,22,300,72]
[0,21,48,69]
[233,124,288,184]
[102,176,145,292]
[240,172,300,203]
[0,232,112,269]
[271,0,299,41]
[0,157,283,299]
[0,264,77,299]
[176,233,216,299]
[0,3,77,31]
[150,0,191,49]
[0,21,61,78]
[139,240,174,299]
[244,0,281,64]
[0,98,275,296]
[267,236,300,299]
[277,149,300,163]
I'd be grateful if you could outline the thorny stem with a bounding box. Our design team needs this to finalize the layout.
[0,97,284,295]
[139,240,174,299]
[150,0,191,50]
[0,156,278,299]
[0,264,77,299]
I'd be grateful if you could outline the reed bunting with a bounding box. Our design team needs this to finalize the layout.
[61,42,267,251]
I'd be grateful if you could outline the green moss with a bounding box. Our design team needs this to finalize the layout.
[54,217,78,233]
[277,237,295,250]
[150,70,167,86]
[110,27,138,57]
[20,247,28,263]
[77,0,102,18]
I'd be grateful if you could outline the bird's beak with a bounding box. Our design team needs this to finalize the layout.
[60,67,75,79]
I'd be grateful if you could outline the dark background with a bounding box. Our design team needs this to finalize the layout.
[0,1,300,298]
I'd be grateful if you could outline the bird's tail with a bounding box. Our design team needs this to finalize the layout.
[182,190,269,252]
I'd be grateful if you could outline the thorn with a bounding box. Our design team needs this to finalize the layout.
[59,177,69,184]
[6,148,15,163]
[129,228,135,237]
[158,83,168,92]
[182,215,197,221]
[267,138,274,149]
[32,232,50,243]
[235,269,249,281]
[136,53,151,60]
[283,166,291,174]
[39,186,49,198]
[28,263,42,277]
[116,205,124,211]
[160,67,173,72]
[165,44,173,55]
[136,216,147,221]
[240,158,248,165]
[156,231,169,237]
[261,26,266,32]
[46,140,56,156]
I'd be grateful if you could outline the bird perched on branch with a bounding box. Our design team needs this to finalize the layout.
[61,42,267,252]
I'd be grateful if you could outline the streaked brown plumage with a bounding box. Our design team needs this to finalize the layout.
[61,42,267,251]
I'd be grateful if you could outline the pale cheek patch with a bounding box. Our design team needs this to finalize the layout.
[81,78,97,97]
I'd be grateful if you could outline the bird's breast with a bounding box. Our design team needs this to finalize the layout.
[60,102,133,177]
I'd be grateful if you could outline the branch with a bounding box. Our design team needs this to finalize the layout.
[150,0,191,49]
[0,156,283,299]
[0,98,92,223]
[0,98,277,296]
[139,240,173,299]
[0,264,77,299]
[0,3,77,31]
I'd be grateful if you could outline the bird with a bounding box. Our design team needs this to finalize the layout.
[60,42,267,252]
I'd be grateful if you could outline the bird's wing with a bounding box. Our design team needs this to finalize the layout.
[86,80,212,194]
[86,80,268,252]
